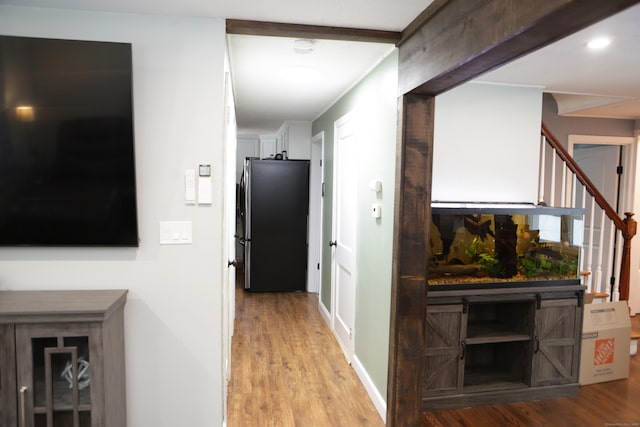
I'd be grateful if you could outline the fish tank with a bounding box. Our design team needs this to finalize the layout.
[429,203,584,287]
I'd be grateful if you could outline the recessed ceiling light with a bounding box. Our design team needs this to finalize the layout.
[293,39,315,54]
[587,37,610,49]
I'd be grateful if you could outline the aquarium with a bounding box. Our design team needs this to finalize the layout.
[429,203,584,287]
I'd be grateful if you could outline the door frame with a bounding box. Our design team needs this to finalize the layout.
[331,111,358,362]
[568,134,636,300]
[307,132,325,294]
[568,135,636,213]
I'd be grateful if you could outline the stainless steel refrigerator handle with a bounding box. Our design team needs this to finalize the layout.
[19,386,27,427]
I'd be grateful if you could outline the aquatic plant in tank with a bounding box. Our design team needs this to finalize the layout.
[428,203,584,286]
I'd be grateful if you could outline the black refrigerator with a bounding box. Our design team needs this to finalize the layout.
[240,158,310,291]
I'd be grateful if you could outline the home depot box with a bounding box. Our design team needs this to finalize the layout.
[580,301,631,385]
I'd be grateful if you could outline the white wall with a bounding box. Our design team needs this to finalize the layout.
[433,82,543,204]
[0,6,227,426]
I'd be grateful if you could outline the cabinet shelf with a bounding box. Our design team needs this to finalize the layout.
[33,378,91,410]
[466,323,531,344]
[464,379,529,393]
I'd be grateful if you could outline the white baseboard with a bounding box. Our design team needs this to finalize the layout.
[351,355,386,423]
[317,299,385,422]
[318,299,331,327]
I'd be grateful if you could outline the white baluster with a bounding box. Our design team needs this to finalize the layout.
[561,163,567,207]
[586,196,596,293]
[539,135,546,204]
[550,148,557,206]
[603,220,615,300]
[595,208,606,295]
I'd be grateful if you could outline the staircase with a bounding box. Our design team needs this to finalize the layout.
[539,123,637,304]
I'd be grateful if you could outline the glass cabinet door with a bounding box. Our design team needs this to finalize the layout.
[15,325,94,427]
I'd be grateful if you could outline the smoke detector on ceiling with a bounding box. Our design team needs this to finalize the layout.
[293,39,315,54]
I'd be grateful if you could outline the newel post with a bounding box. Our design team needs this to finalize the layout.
[618,212,637,302]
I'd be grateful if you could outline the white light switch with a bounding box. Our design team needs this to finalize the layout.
[185,170,196,204]
[160,221,193,245]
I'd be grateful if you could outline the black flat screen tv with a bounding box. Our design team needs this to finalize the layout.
[0,35,139,246]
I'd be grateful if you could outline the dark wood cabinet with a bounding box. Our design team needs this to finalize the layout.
[423,285,584,410]
[0,290,127,427]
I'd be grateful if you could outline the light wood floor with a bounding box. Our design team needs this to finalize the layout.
[227,273,640,427]
[227,272,383,427]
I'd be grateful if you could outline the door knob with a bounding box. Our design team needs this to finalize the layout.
[329,240,337,247]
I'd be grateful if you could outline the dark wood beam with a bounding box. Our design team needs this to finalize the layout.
[387,93,434,427]
[389,1,640,426]
[226,19,401,45]
[398,0,640,95]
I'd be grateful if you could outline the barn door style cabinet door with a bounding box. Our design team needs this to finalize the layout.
[0,290,127,427]
[531,297,582,386]
[423,304,466,397]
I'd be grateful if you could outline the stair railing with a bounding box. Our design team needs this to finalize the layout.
[539,123,636,302]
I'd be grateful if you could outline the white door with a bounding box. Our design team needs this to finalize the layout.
[574,144,620,295]
[222,71,237,417]
[331,113,357,362]
[307,132,324,293]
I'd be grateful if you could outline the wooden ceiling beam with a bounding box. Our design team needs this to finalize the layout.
[226,19,402,45]
[398,0,640,96]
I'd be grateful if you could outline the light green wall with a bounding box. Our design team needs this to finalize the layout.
[312,49,398,399]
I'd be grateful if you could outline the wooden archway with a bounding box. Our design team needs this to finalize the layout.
[387,1,640,425]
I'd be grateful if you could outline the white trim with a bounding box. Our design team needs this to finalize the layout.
[307,132,325,294]
[351,355,386,424]
[568,134,636,219]
[318,298,332,327]
[568,134,637,303]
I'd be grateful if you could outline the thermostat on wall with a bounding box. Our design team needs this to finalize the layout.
[199,164,211,177]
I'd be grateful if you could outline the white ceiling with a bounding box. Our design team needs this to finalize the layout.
[228,35,395,134]
[4,0,638,132]
[477,3,640,121]
[0,0,429,31]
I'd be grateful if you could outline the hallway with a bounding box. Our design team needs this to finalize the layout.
[227,270,640,426]
[227,274,384,426]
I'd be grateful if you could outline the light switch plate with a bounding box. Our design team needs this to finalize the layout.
[160,221,192,244]
[185,170,196,204]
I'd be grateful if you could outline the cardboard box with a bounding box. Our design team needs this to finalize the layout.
[579,301,631,385]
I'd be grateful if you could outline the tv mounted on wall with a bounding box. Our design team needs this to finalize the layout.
[0,35,139,246]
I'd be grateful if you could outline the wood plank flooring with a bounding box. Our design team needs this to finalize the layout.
[226,273,383,427]
[227,272,640,427]
[423,315,640,427]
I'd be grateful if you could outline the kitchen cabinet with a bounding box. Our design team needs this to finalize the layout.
[275,121,311,159]
[0,290,127,427]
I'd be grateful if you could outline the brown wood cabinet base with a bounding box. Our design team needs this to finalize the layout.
[423,383,579,411]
